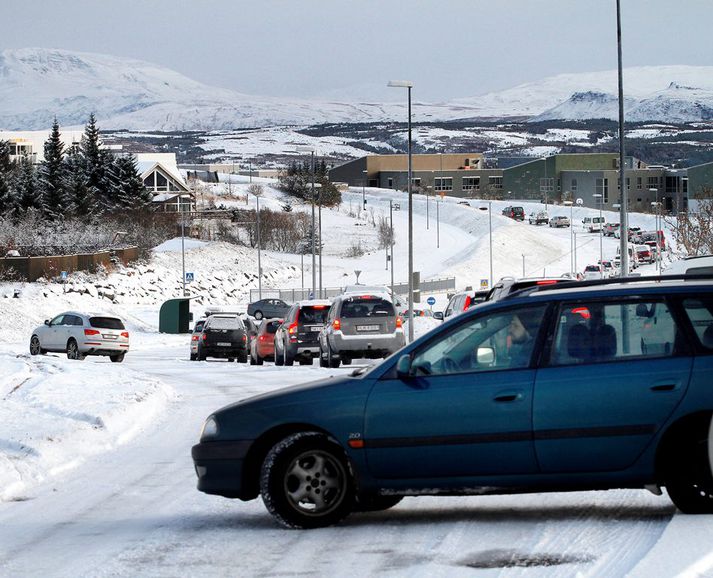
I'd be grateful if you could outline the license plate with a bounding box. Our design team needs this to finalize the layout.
[217,342,231,347]
[357,325,379,331]
[310,326,321,332]
[102,334,117,340]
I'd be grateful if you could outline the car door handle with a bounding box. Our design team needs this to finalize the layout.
[494,392,522,402]
[650,383,677,392]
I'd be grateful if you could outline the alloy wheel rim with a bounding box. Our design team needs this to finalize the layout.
[30,337,40,354]
[283,450,346,516]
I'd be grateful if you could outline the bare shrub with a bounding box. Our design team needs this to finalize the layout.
[344,240,364,258]
[664,191,713,257]
[377,215,394,249]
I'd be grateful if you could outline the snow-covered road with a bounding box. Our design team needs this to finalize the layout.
[0,337,688,578]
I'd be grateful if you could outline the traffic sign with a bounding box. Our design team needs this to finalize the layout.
[480,278,489,289]
[60,271,68,281]
[427,296,436,306]
[185,272,194,282]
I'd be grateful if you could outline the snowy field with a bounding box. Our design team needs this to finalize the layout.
[1,181,711,577]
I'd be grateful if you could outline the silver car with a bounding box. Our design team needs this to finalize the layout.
[319,294,405,368]
[30,311,130,362]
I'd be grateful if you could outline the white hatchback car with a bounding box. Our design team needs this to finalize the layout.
[30,311,130,362]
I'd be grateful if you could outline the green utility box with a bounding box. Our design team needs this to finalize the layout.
[159,298,192,334]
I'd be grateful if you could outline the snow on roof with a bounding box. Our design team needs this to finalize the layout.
[136,153,187,189]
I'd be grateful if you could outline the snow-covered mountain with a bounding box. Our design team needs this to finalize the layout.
[2,48,713,130]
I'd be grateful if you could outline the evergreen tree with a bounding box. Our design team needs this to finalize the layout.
[80,113,112,211]
[16,157,41,213]
[38,119,69,219]
[65,148,94,217]
[112,154,152,209]
[0,140,16,215]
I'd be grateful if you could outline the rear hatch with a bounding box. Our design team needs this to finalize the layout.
[297,305,329,344]
[204,316,245,349]
[88,316,129,347]
[339,297,396,336]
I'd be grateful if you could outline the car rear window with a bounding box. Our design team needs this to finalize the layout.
[299,306,329,324]
[341,298,395,318]
[89,317,125,330]
[208,316,244,330]
[266,320,280,333]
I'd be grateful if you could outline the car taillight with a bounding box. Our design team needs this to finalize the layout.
[191,335,199,341]
[537,280,558,285]
[288,322,298,335]
[242,334,247,342]
[333,319,341,331]
[121,331,129,339]
[84,329,100,336]
[395,317,403,328]
[259,335,266,341]
[202,333,207,341]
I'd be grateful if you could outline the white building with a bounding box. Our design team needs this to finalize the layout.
[0,129,87,163]
[136,153,194,212]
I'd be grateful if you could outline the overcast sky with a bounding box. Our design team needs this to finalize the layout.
[2,0,711,102]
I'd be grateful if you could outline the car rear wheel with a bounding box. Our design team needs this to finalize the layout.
[328,346,340,369]
[284,348,294,366]
[260,432,354,529]
[190,353,197,361]
[238,353,248,363]
[664,420,713,514]
[255,353,264,365]
[274,342,284,366]
[254,311,263,320]
[110,353,125,363]
[66,339,85,361]
[197,347,206,361]
[30,335,44,356]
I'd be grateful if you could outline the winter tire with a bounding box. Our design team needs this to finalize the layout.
[274,343,284,366]
[284,348,294,367]
[260,432,354,529]
[319,351,328,368]
[239,353,248,363]
[328,346,340,369]
[341,357,352,366]
[66,339,85,361]
[190,353,197,361]
[30,335,43,356]
[665,421,713,514]
[255,353,264,365]
[110,353,125,363]
[254,311,263,320]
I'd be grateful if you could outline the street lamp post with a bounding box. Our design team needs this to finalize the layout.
[426,185,430,230]
[390,199,395,299]
[362,169,367,215]
[297,147,317,297]
[388,80,414,342]
[480,201,493,287]
[180,201,187,296]
[436,196,440,248]
[318,190,323,297]
[616,0,629,277]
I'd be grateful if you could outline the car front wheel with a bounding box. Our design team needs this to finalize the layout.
[260,432,354,529]
[254,311,263,320]
[30,335,44,356]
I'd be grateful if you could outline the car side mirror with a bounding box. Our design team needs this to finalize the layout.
[44,319,50,326]
[395,354,413,378]
[476,347,495,365]
[433,311,444,320]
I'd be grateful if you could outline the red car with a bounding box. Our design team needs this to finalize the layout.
[250,318,282,365]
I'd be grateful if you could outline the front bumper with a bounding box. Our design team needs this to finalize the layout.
[192,440,253,499]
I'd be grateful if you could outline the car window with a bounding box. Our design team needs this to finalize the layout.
[299,306,330,324]
[193,320,206,333]
[50,314,65,326]
[682,298,713,350]
[411,305,547,376]
[70,315,84,326]
[341,299,394,318]
[89,317,125,330]
[548,299,679,366]
[208,316,243,330]
[266,320,280,333]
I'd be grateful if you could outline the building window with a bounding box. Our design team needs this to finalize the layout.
[434,177,453,191]
[647,176,659,189]
[411,178,421,188]
[539,177,555,194]
[462,177,480,191]
[571,179,578,193]
[387,178,393,188]
[637,177,643,189]
[489,176,503,190]
[596,178,609,203]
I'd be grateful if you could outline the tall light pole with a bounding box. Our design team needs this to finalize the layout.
[593,193,604,270]
[362,169,367,215]
[180,200,187,296]
[297,146,317,297]
[425,185,430,230]
[436,196,440,249]
[480,201,493,287]
[318,189,323,297]
[255,192,262,300]
[388,80,414,342]
[390,199,395,300]
[616,0,629,277]
[650,188,661,274]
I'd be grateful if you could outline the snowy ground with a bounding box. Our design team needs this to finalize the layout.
[1,181,710,578]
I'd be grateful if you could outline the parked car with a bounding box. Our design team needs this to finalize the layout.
[663,255,713,276]
[582,216,605,232]
[636,244,654,264]
[250,318,282,365]
[274,300,331,366]
[603,223,620,237]
[247,298,290,321]
[583,264,604,280]
[319,294,405,368]
[193,275,713,528]
[189,318,207,360]
[600,260,615,277]
[243,316,260,354]
[528,211,549,225]
[194,314,248,362]
[549,215,570,228]
[30,311,130,362]
[502,206,525,221]
[486,276,573,302]
[443,290,489,320]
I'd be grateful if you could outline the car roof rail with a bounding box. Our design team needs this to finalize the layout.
[505,273,713,299]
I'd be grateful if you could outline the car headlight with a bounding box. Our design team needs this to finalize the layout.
[200,416,219,440]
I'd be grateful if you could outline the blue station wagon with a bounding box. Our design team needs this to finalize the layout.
[192,276,713,528]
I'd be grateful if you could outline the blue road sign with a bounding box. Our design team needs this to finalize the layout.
[60,271,68,280]
[427,296,436,306]
[185,272,194,282]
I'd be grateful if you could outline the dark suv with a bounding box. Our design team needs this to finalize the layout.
[274,300,331,366]
[194,314,248,362]
[193,275,713,528]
